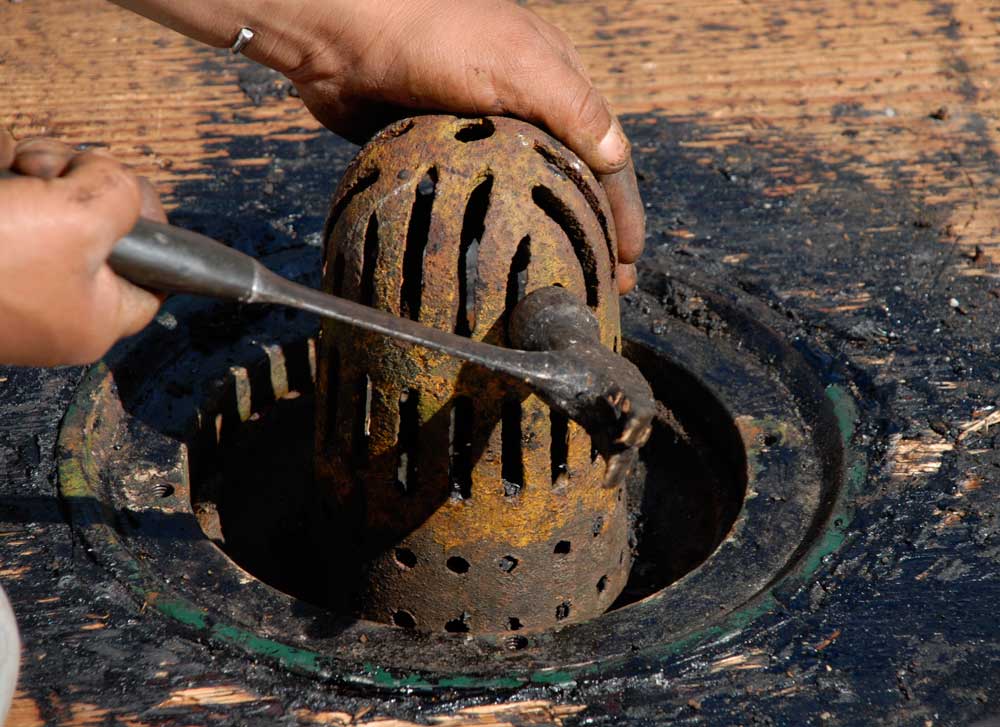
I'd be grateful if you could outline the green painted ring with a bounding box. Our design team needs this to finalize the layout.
[57,268,865,691]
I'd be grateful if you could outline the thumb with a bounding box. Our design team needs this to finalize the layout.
[499,60,630,175]
[88,265,162,355]
[112,272,163,339]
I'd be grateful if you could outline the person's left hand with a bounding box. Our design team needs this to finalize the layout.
[0,131,167,366]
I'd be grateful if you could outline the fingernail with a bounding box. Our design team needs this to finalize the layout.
[598,120,629,170]
[15,138,52,151]
[12,154,58,179]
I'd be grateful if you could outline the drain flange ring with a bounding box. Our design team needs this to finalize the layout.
[57,263,861,690]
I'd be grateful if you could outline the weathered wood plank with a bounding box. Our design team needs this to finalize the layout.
[2,1,999,270]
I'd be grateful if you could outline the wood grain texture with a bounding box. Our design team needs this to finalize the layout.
[2,0,999,269]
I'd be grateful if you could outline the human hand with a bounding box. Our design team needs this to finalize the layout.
[284,0,644,292]
[0,131,166,366]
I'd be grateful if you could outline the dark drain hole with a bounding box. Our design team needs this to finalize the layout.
[394,548,417,569]
[455,118,495,142]
[555,601,571,621]
[446,556,470,574]
[499,555,518,573]
[187,340,747,633]
[445,614,471,633]
[393,610,416,629]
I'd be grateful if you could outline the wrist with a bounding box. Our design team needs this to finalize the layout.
[238,1,344,79]
[112,0,345,78]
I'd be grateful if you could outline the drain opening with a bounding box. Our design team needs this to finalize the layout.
[549,410,569,484]
[533,142,614,270]
[393,610,416,629]
[500,397,524,496]
[380,118,414,139]
[352,375,372,466]
[504,236,531,344]
[449,396,474,500]
[330,252,346,297]
[531,185,600,307]
[394,548,417,569]
[455,118,496,142]
[456,176,493,337]
[400,168,437,321]
[188,335,748,634]
[325,167,380,248]
[445,613,471,633]
[446,556,470,574]
[395,389,420,495]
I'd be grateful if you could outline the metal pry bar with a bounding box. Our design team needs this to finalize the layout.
[109,218,654,486]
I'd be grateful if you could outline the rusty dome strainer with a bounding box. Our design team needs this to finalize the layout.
[315,115,630,634]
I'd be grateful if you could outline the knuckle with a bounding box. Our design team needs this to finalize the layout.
[570,84,607,130]
[503,38,543,75]
[552,25,575,50]
[73,153,141,203]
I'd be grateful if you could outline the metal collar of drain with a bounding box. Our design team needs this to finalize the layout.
[56,263,862,690]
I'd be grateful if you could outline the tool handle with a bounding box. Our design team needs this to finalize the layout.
[0,169,261,302]
[109,218,262,303]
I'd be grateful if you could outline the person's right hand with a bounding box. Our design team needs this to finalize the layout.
[0,131,165,366]
[115,0,645,291]
[282,0,645,293]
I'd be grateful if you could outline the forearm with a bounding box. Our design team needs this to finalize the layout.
[109,0,341,76]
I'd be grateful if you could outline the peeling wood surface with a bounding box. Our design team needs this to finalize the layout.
[0,0,999,725]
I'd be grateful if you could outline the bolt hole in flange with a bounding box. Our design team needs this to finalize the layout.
[56,265,857,687]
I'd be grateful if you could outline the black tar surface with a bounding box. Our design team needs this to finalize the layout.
[1,69,998,725]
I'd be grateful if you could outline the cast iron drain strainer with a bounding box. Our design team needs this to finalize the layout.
[57,258,860,690]
[315,116,633,632]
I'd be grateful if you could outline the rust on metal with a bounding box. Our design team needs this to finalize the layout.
[316,115,630,634]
